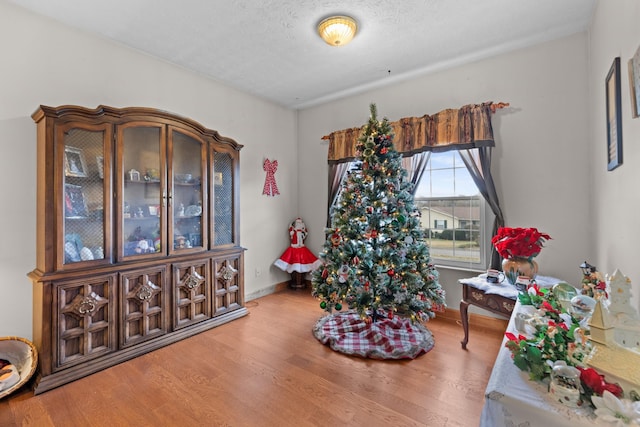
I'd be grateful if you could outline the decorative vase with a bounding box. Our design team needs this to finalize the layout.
[502,257,538,286]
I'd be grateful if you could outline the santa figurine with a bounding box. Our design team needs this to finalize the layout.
[274,217,323,288]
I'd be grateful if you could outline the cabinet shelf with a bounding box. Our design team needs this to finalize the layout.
[124,216,160,220]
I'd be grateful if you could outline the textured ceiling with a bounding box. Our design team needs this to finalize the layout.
[9,0,596,109]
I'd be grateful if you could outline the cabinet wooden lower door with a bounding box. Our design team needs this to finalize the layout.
[213,253,244,316]
[54,274,116,370]
[173,259,211,329]
[120,266,168,348]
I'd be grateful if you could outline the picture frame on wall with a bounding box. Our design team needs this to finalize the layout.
[606,57,623,171]
[64,146,87,177]
[629,44,640,119]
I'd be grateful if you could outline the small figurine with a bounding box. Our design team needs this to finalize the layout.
[549,361,582,408]
[128,169,140,181]
[135,239,151,254]
[175,235,187,249]
[274,218,323,288]
[178,203,185,217]
[95,247,104,259]
[579,261,607,299]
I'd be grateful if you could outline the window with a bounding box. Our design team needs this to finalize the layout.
[434,219,447,230]
[328,161,356,221]
[413,151,492,269]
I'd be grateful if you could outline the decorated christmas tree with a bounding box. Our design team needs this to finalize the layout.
[312,104,445,323]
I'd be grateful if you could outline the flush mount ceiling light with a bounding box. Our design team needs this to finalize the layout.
[317,15,357,46]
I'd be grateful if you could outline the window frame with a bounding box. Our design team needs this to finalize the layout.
[412,151,493,271]
[327,152,494,271]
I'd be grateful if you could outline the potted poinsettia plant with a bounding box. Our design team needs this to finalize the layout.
[492,227,551,285]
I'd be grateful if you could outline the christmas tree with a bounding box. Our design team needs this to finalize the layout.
[312,104,445,323]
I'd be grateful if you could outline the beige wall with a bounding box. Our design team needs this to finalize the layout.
[588,0,640,311]
[297,33,593,310]
[0,1,298,339]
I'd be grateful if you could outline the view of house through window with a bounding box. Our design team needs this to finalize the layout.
[413,151,485,267]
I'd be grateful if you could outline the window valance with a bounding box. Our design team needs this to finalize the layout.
[323,101,508,164]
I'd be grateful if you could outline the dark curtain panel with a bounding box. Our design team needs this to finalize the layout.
[327,162,351,227]
[458,148,505,270]
[402,152,431,195]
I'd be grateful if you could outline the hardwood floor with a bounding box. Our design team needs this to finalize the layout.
[0,289,505,427]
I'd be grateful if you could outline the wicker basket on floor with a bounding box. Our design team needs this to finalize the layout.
[0,336,38,399]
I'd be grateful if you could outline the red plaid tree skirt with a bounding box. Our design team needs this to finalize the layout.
[313,311,435,360]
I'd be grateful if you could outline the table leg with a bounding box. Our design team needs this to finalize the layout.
[460,300,470,350]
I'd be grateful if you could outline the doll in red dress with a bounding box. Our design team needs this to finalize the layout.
[274,218,322,287]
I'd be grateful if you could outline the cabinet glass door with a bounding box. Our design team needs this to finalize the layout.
[119,124,165,260]
[213,151,235,246]
[60,123,112,268]
[169,129,206,254]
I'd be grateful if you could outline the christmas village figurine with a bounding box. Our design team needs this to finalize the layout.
[579,261,607,299]
[585,269,640,398]
[274,218,322,289]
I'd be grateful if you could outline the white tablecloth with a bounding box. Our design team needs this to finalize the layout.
[480,299,599,427]
[460,274,562,299]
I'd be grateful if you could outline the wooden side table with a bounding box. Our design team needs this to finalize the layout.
[459,274,562,350]
[459,279,516,350]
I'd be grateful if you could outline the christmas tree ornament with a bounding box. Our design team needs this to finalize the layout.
[335,303,342,311]
[320,301,327,309]
[338,265,350,283]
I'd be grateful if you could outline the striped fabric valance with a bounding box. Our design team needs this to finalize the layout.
[325,101,504,164]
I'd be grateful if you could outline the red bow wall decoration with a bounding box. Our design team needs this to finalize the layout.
[262,158,280,196]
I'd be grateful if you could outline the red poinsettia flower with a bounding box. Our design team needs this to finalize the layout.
[601,382,624,397]
[577,367,624,397]
[541,301,559,314]
[492,227,551,259]
[505,332,527,343]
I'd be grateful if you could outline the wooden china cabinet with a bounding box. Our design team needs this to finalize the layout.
[29,105,247,394]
